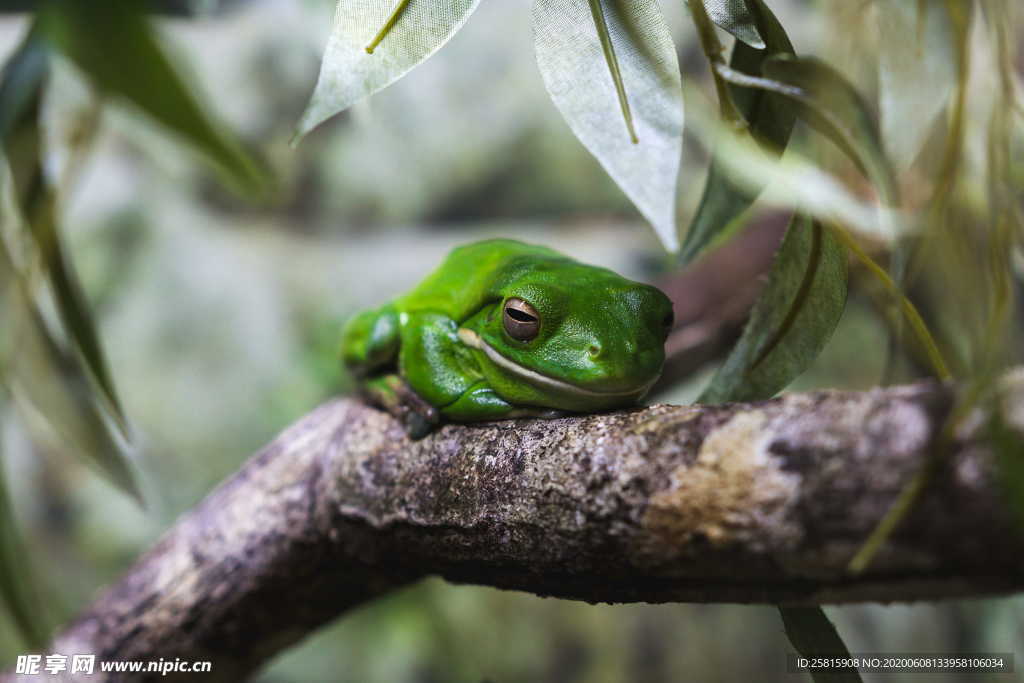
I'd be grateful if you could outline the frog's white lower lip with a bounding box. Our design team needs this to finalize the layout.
[457,328,657,400]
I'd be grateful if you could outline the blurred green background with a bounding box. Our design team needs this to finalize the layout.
[0,0,1021,681]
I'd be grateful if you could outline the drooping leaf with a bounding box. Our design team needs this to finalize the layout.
[683,88,903,240]
[1,255,142,501]
[0,26,129,434]
[703,0,766,49]
[699,215,848,403]
[35,215,132,433]
[876,0,958,173]
[0,420,51,649]
[0,25,46,144]
[716,54,898,206]
[534,0,684,251]
[780,606,864,683]
[0,270,50,649]
[36,0,269,196]
[680,0,795,263]
[294,0,483,140]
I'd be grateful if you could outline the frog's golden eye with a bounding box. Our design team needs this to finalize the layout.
[503,298,540,341]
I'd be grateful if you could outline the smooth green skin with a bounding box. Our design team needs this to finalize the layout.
[341,239,673,430]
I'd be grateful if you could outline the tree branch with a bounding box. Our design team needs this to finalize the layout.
[9,373,1024,681]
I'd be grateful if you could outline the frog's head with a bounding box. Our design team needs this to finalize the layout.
[462,259,674,412]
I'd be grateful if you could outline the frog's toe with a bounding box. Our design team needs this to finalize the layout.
[403,412,437,440]
[360,374,440,438]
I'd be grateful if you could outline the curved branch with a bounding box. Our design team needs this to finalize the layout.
[10,374,1024,681]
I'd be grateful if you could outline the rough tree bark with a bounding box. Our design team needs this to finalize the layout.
[8,373,1024,682]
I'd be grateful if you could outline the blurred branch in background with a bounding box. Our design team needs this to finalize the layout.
[7,373,1024,682]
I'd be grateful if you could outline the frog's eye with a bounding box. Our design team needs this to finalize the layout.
[503,298,540,341]
[662,309,674,336]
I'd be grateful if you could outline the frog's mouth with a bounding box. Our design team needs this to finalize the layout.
[457,328,657,400]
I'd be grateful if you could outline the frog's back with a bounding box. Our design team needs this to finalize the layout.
[397,239,568,321]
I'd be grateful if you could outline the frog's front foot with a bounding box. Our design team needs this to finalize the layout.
[360,374,440,439]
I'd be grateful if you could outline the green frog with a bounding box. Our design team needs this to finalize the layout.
[341,239,673,436]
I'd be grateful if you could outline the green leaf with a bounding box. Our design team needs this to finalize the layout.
[683,88,902,240]
[699,215,848,404]
[37,0,269,196]
[36,216,132,434]
[0,422,51,649]
[780,606,863,683]
[0,26,129,435]
[680,0,795,263]
[533,0,684,251]
[876,0,958,173]
[0,249,142,501]
[294,0,483,140]
[703,0,766,49]
[718,54,898,205]
[0,25,46,143]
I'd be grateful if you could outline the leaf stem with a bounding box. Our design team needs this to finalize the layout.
[848,378,984,574]
[365,0,412,54]
[826,223,951,381]
[929,0,971,205]
[587,0,639,144]
[832,217,958,575]
[847,457,932,574]
[688,0,747,131]
[989,0,1022,116]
